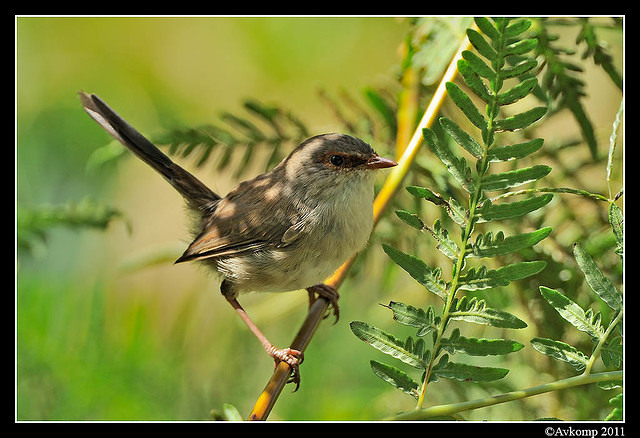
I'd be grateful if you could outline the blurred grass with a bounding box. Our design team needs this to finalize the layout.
[16,17,622,421]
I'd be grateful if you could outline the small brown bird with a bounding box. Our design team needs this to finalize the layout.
[80,92,396,388]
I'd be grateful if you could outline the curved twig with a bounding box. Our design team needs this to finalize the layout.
[386,370,622,420]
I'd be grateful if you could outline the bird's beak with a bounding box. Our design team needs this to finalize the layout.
[366,154,398,169]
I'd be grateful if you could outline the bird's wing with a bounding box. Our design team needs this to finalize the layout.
[175,176,305,263]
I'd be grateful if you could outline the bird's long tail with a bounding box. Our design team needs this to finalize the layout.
[79,92,220,209]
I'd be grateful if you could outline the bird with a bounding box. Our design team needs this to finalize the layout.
[79,92,397,389]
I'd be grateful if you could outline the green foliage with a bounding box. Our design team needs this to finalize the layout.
[605,393,623,421]
[576,18,623,90]
[406,17,475,86]
[87,88,401,182]
[17,197,124,256]
[350,17,623,421]
[351,17,552,409]
[532,207,623,420]
[211,403,244,421]
[90,99,311,179]
[527,18,622,159]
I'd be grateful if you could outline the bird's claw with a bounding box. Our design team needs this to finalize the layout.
[307,284,340,323]
[269,347,304,392]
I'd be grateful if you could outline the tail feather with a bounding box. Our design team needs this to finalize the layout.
[79,92,220,209]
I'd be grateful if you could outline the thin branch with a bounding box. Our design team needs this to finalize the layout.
[489,187,611,203]
[584,309,623,375]
[247,33,472,421]
[386,370,622,420]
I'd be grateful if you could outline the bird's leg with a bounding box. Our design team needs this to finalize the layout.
[225,295,304,391]
[306,283,340,323]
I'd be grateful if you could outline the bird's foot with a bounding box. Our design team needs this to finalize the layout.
[268,346,304,392]
[307,284,340,323]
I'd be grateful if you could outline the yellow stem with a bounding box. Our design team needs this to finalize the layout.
[371,35,471,229]
[396,45,420,157]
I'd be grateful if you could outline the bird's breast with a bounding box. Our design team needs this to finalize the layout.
[220,177,375,294]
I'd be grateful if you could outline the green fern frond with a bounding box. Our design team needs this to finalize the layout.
[575,17,623,90]
[154,99,310,177]
[534,218,623,376]
[17,197,123,256]
[352,17,553,409]
[317,86,398,145]
[528,17,601,158]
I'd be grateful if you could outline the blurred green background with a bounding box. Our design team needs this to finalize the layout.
[16,16,622,421]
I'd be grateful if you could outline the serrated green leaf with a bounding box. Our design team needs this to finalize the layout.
[474,17,501,42]
[382,244,448,300]
[607,100,623,182]
[605,393,623,421]
[406,186,447,206]
[458,59,492,102]
[494,106,547,132]
[567,97,598,159]
[441,328,524,356]
[600,337,623,369]
[364,87,397,134]
[500,59,538,79]
[458,266,510,291]
[495,260,547,281]
[503,19,532,38]
[480,165,551,191]
[458,261,546,291]
[405,336,422,358]
[461,50,495,79]
[243,99,278,120]
[350,321,425,369]
[573,243,622,311]
[439,117,484,159]
[491,17,509,29]
[473,227,552,258]
[221,112,266,142]
[395,210,424,230]
[609,393,623,407]
[381,301,436,336]
[530,337,589,372]
[446,196,469,229]
[433,359,509,382]
[405,186,467,232]
[504,38,538,56]
[497,77,538,105]
[426,219,459,260]
[467,28,497,61]
[450,296,527,328]
[445,82,487,131]
[370,360,420,399]
[609,203,623,256]
[487,138,544,162]
[423,127,475,193]
[476,194,553,222]
[539,286,605,339]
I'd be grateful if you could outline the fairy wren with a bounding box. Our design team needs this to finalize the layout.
[79,92,397,388]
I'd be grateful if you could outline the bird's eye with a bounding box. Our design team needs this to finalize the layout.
[329,155,344,166]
